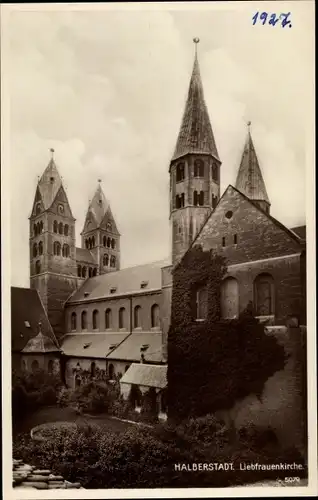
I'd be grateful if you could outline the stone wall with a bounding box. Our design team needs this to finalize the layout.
[215,326,307,457]
[64,356,130,388]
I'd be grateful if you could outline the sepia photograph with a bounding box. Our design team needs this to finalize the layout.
[1,1,316,497]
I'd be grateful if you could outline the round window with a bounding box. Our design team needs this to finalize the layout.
[225,210,233,219]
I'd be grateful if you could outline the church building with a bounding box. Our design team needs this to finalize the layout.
[12,41,306,417]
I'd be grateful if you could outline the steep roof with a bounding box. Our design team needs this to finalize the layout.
[22,331,60,354]
[11,287,58,352]
[37,158,63,210]
[76,247,96,265]
[85,183,110,229]
[66,259,170,303]
[120,363,167,389]
[60,333,129,358]
[171,48,219,163]
[235,128,270,204]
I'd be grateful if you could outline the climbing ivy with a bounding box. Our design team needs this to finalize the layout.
[167,245,286,421]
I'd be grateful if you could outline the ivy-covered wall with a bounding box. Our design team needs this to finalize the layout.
[167,245,286,421]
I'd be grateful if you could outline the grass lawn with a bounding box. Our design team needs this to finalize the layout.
[13,405,133,437]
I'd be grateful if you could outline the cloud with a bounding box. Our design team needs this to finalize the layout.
[5,4,312,287]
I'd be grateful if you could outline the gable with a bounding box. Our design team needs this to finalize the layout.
[30,187,45,217]
[99,207,119,234]
[50,186,74,219]
[194,185,302,265]
[82,209,98,233]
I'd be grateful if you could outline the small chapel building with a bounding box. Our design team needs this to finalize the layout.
[11,41,306,419]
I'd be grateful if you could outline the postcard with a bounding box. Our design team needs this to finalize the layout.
[1,1,316,498]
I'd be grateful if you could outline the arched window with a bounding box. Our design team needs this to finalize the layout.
[111,239,115,249]
[151,304,160,328]
[81,311,87,330]
[103,254,109,266]
[254,273,275,316]
[134,305,141,328]
[91,362,96,378]
[77,265,82,277]
[62,244,69,258]
[107,237,111,248]
[85,239,89,249]
[119,307,126,329]
[110,256,116,268]
[193,190,198,206]
[34,224,38,236]
[39,221,43,233]
[221,277,239,319]
[92,309,99,330]
[54,241,61,256]
[38,241,43,255]
[108,363,114,380]
[93,268,97,277]
[71,312,77,331]
[199,191,204,206]
[194,159,204,177]
[212,194,218,209]
[53,220,58,233]
[33,243,38,258]
[176,162,185,182]
[64,224,69,236]
[82,266,87,278]
[31,359,39,373]
[107,222,112,231]
[35,260,41,274]
[105,308,112,329]
[212,163,219,182]
[92,236,95,247]
[195,285,208,320]
[103,235,107,247]
[89,267,92,277]
[58,222,63,235]
[36,203,41,215]
[48,359,54,374]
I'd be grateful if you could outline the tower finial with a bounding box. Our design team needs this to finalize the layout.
[98,178,102,183]
[247,120,251,129]
[50,148,55,160]
[193,37,200,57]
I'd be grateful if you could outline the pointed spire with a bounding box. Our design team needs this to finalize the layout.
[37,149,63,209]
[171,39,219,162]
[86,181,110,227]
[235,123,270,205]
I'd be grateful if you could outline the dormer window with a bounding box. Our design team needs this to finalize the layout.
[109,344,118,350]
[83,342,91,349]
[140,281,148,289]
[110,287,117,294]
[50,176,54,183]
[84,292,90,297]
[140,344,149,352]
[24,321,30,328]
[58,204,64,214]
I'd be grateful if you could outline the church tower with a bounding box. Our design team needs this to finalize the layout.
[235,122,270,213]
[29,149,77,339]
[170,39,221,265]
[81,181,120,275]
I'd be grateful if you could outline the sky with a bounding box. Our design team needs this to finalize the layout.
[4,2,314,287]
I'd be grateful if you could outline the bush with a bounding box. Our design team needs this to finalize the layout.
[12,369,62,422]
[67,381,116,414]
[13,418,307,489]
